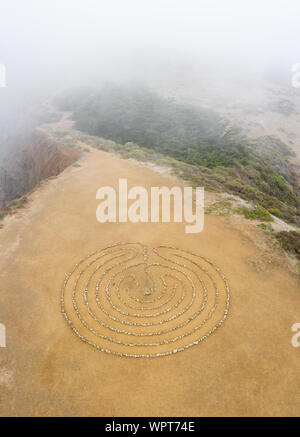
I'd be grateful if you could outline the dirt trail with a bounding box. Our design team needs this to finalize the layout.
[0,146,299,417]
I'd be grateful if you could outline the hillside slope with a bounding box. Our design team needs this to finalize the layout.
[0,145,299,416]
[0,129,79,206]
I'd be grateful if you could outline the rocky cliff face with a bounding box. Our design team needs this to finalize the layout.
[0,129,79,205]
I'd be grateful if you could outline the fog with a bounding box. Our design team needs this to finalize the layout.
[1,0,300,158]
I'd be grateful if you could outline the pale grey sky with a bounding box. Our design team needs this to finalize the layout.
[1,0,300,90]
[0,0,299,158]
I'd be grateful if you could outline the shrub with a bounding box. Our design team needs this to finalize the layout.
[206,200,232,216]
[234,206,274,222]
[0,210,8,220]
[15,197,28,209]
[268,208,283,218]
[257,223,274,233]
[275,231,300,259]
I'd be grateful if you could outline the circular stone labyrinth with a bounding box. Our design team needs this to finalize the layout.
[61,242,230,357]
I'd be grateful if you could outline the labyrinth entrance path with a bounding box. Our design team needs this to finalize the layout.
[0,146,299,416]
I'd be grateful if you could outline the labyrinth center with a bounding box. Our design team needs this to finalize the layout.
[61,242,230,357]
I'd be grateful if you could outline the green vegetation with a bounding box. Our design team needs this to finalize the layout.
[268,208,283,217]
[275,231,300,260]
[257,222,274,234]
[234,205,274,222]
[15,196,28,208]
[0,196,28,222]
[0,210,8,220]
[206,200,232,216]
[55,84,300,225]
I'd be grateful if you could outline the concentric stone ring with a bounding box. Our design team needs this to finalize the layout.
[61,242,230,357]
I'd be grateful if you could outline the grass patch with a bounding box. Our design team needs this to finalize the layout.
[268,208,283,218]
[275,231,300,260]
[257,222,274,233]
[0,210,8,220]
[206,200,232,216]
[0,195,28,222]
[14,197,28,209]
[234,205,274,221]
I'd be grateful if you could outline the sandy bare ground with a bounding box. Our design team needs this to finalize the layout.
[0,146,300,417]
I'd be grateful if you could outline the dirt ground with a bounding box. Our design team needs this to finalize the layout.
[0,146,299,417]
